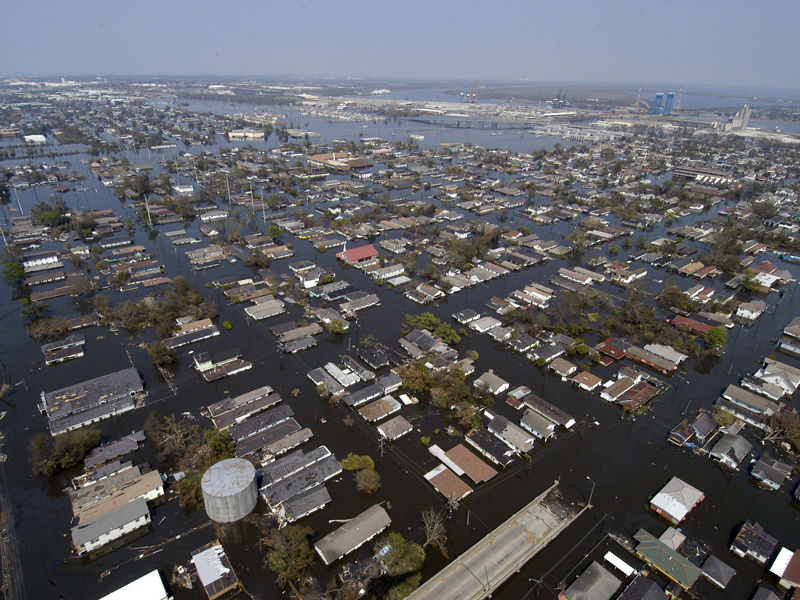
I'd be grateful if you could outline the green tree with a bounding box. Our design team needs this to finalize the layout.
[29,428,104,477]
[341,453,374,471]
[741,269,760,292]
[2,262,25,285]
[324,319,347,335]
[567,228,586,251]
[203,429,234,461]
[267,224,283,242]
[148,341,178,367]
[704,327,728,352]
[263,525,316,589]
[375,532,425,577]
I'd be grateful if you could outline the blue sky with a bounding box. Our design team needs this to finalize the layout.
[4,0,798,90]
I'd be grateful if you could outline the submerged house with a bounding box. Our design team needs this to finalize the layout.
[730,521,778,565]
[750,454,793,491]
[315,505,391,566]
[559,561,620,600]
[649,477,704,525]
[633,529,702,589]
[709,433,752,470]
[41,367,143,436]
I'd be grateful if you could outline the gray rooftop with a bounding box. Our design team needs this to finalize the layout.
[315,505,392,565]
[562,561,620,600]
[261,456,342,506]
[261,446,332,487]
[280,485,332,522]
[227,405,293,442]
[43,367,142,419]
[71,498,149,549]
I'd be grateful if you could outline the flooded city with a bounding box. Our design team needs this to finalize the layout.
[1,66,800,600]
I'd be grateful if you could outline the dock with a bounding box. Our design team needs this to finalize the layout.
[407,481,582,600]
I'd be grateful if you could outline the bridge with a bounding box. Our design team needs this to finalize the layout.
[407,480,585,600]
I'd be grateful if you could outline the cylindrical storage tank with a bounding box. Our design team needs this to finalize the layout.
[201,458,257,523]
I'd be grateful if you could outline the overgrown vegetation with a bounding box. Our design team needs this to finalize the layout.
[397,361,480,429]
[148,340,178,367]
[144,411,234,510]
[401,312,460,345]
[29,428,103,477]
[98,276,218,337]
[367,532,426,600]
[262,524,316,592]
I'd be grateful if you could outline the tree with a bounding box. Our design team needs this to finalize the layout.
[2,262,25,285]
[325,319,347,335]
[263,524,316,589]
[712,405,735,428]
[148,341,178,366]
[422,508,448,558]
[704,327,728,352]
[267,224,283,242]
[203,429,234,461]
[763,411,800,450]
[567,228,586,252]
[741,269,761,292]
[29,428,104,477]
[375,532,425,578]
[355,469,382,494]
[20,301,50,324]
[341,453,374,471]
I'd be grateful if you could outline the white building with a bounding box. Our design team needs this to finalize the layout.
[99,570,170,600]
[173,184,194,196]
[71,499,151,555]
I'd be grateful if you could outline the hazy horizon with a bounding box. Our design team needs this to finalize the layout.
[5,0,799,92]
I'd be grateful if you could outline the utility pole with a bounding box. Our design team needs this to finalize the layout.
[13,185,23,216]
[144,194,153,228]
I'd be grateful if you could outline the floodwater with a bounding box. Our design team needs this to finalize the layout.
[2,111,799,600]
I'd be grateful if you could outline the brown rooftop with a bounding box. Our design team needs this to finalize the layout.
[428,467,472,500]
[445,444,497,484]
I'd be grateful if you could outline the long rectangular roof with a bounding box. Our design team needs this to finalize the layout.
[71,498,150,549]
[43,367,142,419]
[634,529,702,589]
[99,570,169,600]
[261,456,342,506]
[315,505,391,565]
[444,444,497,483]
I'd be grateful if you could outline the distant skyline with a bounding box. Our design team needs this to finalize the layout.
[5,0,799,91]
